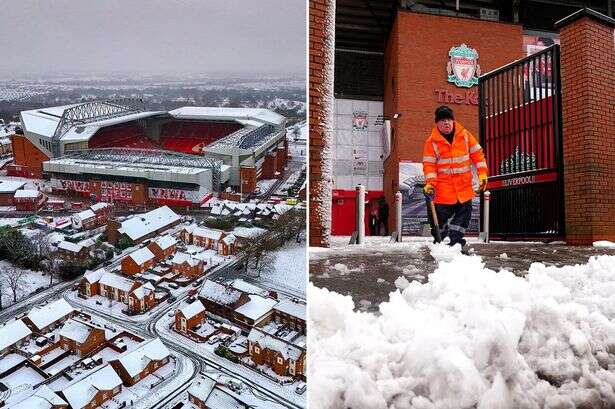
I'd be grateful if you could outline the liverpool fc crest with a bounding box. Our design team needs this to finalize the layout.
[447,44,481,88]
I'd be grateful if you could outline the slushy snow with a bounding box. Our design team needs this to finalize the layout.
[309,244,615,409]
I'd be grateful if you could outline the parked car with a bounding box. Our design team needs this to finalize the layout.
[207,335,219,345]
[168,283,179,290]
[168,295,177,302]
[295,382,307,395]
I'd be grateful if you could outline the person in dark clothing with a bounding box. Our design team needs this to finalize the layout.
[368,201,379,235]
[378,198,389,236]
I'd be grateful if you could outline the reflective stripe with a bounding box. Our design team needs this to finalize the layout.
[449,224,466,233]
[437,158,452,165]
[425,172,437,180]
[423,156,437,163]
[464,133,469,152]
[469,144,482,154]
[432,142,440,159]
[476,161,488,169]
[438,165,471,175]
[451,154,470,164]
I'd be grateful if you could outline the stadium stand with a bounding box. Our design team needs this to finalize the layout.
[159,121,242,155]
[88,122,160,150]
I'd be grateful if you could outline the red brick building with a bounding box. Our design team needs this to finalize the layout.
[0,181,25,206]
[58,319,106,356]
[71,202,113,230]
[182,224,226,249]
[128,282,157,314]
[175,300,206,333]
[23,298,76,334]
[99,272,141,304]
[188,374,251,409]
[56,239,95,262]
[121,247,156,275]
[248,328,306,378]
[171,252,205,277]
[147,234,177,261]
[110,338,170,386]
[271,298,306,334]
[13,189,46,211]
[218,234,236,256]
[59,364,122,409]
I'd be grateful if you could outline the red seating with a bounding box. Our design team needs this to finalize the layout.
[159,121,242,155]
[89,123,160,150]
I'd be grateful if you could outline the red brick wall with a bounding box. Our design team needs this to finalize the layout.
[383,11,523,229]
[261,153,277,179]
[309,0,335,247]
[558,12,615,244]
[240,166,257,194]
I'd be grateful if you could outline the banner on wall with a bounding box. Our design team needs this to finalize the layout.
[148,187,197,204]
[399,161,480,235]
[352,147,368,175]
[55,179,90,193]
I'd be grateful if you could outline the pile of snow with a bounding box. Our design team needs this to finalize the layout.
[309,244,615,409]
[594,241,615,248]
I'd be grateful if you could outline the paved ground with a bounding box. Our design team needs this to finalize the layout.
[309,237,615,313]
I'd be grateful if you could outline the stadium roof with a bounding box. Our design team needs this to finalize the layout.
[169,107,285,126]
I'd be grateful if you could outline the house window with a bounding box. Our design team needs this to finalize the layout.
[277,357,283,364]
[113,386,120,393]
[254,346,260,354]
[133,375,139,383]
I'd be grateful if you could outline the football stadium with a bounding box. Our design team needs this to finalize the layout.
[9,99,288,207]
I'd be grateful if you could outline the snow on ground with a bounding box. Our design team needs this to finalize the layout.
[309,244,615,409]
[594,241,615,248]
[256,178,278,194]
[0,261,51,307]
[258,240,306,296]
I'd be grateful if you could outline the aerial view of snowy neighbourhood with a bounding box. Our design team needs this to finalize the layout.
[0,101,307,409]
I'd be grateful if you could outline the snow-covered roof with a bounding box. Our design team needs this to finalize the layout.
[10,385,67,409]
[74,209,96,220]
[99,272,135,292]
[205,387,250,408]
[199,280,242,305]
[231,279,269,297]
[118,206,181,241]
[58,240,82,253]
[234,295,277,321]
[14,189,40,198]
[153,234,177,250]
[169,106,284,126]
[84,268,105,284]
[114,338,170,377]
[62,364,122,409]
[0,181,26,193]
[248,328,303,361]
[179,300,205,320]
[21,104,164,140]
[130,282,155,300]
[187,374,216,404]
[231,226,267,239]
[190,225,225,241]
[59,319,97,343]
[0,319,31,351]
[128,247,156,265]
[90,202,111,212]
[26,299,74,330]
[221,234,236,245]
[274,298,306,321]
[171,252,201,267]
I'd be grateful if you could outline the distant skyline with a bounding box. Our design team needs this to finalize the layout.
[0,0,305,78]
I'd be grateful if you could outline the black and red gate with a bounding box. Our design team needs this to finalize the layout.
[479,45,564,239]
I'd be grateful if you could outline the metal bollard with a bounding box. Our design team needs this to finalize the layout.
[356,184,366,244]
[483,190,490,243]
[395,191,402,242]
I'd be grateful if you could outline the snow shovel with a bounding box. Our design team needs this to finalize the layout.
[424,193,442,243]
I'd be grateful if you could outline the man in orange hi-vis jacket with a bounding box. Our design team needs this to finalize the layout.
[423,106,488,248]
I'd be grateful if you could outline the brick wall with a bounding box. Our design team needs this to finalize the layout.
[309,0,335,247]
[557,10,615,244]
[383,11,523,230]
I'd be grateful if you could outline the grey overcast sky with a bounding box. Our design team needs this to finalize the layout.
[0,0,305,77]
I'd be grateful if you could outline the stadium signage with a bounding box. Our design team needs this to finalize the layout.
[487,171,558,190]
[58,179,90,192]
[434,89,478,105]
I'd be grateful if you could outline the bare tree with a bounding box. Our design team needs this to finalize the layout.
[249,249,276,278]
[1,265,27,303]
[31,231,53,275]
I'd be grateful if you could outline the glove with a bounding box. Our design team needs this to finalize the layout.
[478,175,488,192]
[423,183,435,198]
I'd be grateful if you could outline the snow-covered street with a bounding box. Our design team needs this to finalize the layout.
[309,242,615,409]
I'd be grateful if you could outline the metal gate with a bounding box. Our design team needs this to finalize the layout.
[479,45,564,239]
